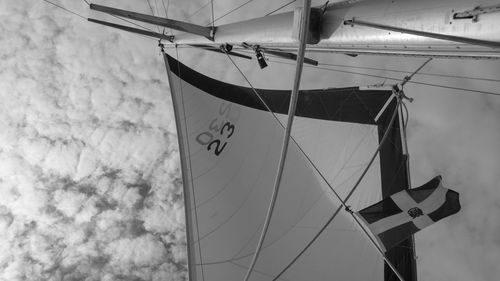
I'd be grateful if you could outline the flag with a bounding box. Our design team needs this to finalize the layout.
[356,175,460,251]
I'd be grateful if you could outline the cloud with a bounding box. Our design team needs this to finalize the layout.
[0,1,187,280]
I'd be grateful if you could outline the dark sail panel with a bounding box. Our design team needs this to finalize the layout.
[165,54,391,125]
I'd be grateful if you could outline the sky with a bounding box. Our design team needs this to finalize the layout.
[0,0,499,281]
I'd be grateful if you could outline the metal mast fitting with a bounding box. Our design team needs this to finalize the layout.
[453,4,500,22]
[90,3,213,39]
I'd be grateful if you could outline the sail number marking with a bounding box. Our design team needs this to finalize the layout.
[195,102,238,156]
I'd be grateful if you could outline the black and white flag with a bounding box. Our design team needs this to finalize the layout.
[357,176,461,251]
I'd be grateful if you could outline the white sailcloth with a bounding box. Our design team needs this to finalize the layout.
[164,53,414,281]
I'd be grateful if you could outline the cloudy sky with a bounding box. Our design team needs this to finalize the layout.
[1,0,499,281]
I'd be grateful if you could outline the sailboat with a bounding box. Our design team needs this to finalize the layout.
[84,0,497,280]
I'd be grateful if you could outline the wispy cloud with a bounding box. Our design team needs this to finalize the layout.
[0,1,186,280]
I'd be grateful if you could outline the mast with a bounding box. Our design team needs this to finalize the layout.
[242,1,312,280]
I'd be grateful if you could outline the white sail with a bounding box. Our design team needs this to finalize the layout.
[164,53,415,281]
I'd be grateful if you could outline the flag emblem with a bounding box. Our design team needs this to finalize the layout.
[356,175,460,251]
[407,207,423,218]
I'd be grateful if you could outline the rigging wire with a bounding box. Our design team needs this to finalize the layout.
[161,0,173,35]
[42,0,86,20]
[189,0,285,24]
[144,0,162,33]
[161,0,170,16]
[186,0,214,20]
[406,80,500,96]
[43,0,158,41]
[265,0,297,16]
[145,0,156,15]
[211,0,255,25]
[401,58,432,87]
[269,59,500,97]
[320,62,500,83]
[155,0,160,17]
[109,15,157,33]
[160,0,170,34]
[80,0,158,34]
[49,0,158,41]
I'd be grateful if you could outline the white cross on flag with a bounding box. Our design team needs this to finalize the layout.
[356,175,460,251]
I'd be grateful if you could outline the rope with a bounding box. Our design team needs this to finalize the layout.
[272,97,405,281]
